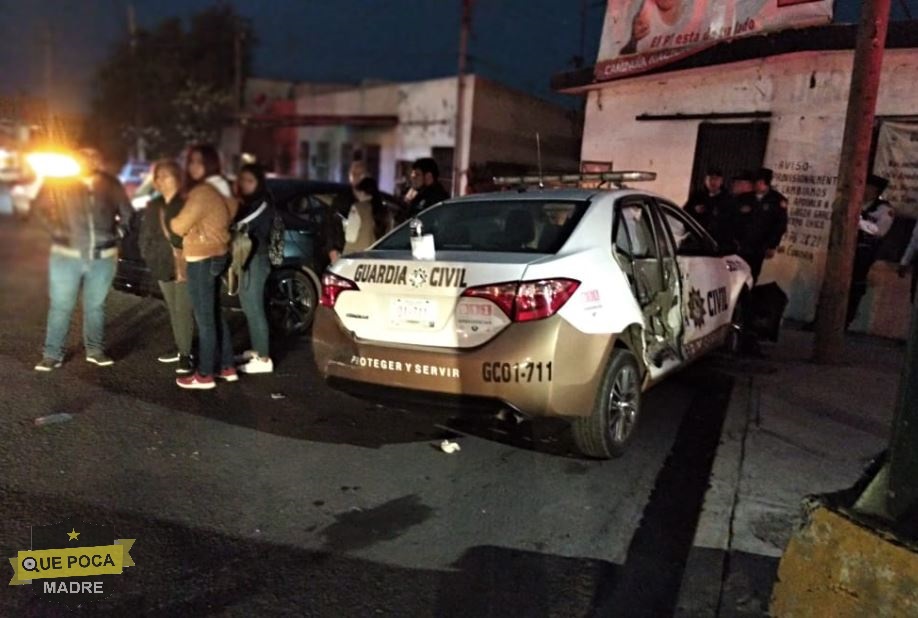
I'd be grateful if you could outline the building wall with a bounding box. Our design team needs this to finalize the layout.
[469,76,582,190]
[396,76,464,194]
[295,82,401,117]
[292,74,579,197]
[295,83,401,187]
[580,49,918,337]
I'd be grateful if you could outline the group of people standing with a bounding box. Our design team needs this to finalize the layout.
[142,145,276,389]
[685,166,899,330]
[319,156,450,268]
[33,144,278,391]
[31,145,454,387]
[684,166,789,284]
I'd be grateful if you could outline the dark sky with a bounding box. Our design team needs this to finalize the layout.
[0,0,606,114]
[1,0,914,116]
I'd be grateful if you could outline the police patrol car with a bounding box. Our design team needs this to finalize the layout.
[313,172,752,458]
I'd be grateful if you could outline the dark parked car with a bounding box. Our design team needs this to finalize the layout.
[114,177,406,336]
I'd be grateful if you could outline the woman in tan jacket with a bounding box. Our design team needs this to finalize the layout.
[170,144,238,389]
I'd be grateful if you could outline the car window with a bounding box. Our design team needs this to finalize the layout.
[613,200,657,259]
[310,193,338,208]
[375,199,589,254]
[658,203,718,256]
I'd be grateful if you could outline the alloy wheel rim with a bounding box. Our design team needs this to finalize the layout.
[270,277,314,333]
[608,365,638,443]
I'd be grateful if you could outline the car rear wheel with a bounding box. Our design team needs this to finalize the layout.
[572,348,642,459]
[266,270,317,336]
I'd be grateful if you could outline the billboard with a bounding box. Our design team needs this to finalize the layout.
[594,0,833,81]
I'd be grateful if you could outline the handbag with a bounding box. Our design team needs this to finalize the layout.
[159,208,187,283]
[268,212,285,266]
[225,200,265,296]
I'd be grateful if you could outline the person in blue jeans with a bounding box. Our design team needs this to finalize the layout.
[233,163,274,374]
[169,144,238,389]
[32,148,132,371]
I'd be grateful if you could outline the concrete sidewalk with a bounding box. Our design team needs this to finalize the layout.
[676,326,904,617]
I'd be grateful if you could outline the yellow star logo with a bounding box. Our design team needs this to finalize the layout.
[67,528,80,541]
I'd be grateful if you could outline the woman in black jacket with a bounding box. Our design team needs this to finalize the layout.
[139,159,193,374]
[233,163,275,374]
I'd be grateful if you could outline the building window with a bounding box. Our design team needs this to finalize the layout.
[298,141,310,179]
[340,143,353,182]
[314,141,330,181]
[364,144,381,180]
[395,159,413,198]
[432,146,454,193]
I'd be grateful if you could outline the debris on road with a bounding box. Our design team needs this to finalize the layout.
[270,392,286,400]
[34,413,73,427]
[440,440,461,454]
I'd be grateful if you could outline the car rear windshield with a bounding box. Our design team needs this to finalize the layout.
[375,199,589,253]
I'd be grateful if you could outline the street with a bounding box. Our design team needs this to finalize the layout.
[0,213,736,616]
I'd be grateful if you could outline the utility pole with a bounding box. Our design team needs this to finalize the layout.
[452,0,473,197]
[42,22,53,118]
[234,18,244,117]
[127,2,144,161]
[813,0,891,363]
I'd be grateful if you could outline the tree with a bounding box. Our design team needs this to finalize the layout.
[84,6,255,162]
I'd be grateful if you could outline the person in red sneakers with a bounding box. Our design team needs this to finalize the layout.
[170,145,238,389]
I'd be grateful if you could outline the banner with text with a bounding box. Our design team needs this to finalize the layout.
[873,122,918,220]
[595,0,833,81]
[759,135,840,321]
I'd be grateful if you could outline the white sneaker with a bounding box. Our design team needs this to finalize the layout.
[233,349,256,364]
[238,356,273,374]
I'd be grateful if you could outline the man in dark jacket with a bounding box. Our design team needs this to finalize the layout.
[730,167,788,283]
[33,148,132,371]
[683,167,734,245]
[406,157,450,216]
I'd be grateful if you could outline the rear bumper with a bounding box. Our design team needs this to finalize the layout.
[313,306,617,418]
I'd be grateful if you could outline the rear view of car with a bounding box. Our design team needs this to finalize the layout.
[313,193,640,456]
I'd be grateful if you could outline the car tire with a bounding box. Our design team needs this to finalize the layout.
[266,269,318,336]
[572,348,642,459]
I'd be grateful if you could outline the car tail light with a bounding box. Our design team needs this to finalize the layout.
[320,273,358,307]
[461,278,580,322]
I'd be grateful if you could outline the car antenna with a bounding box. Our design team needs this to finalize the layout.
[536,132,544,189]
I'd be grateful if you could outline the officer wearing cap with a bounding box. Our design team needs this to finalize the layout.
[848,173,894,327]
[730,167,789,283]
[683,167,733,243]
[730,170,754,197]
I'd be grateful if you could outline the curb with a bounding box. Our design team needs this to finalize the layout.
[674,374,755,617]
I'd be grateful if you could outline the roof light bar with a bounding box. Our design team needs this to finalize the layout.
[492,170,656,187]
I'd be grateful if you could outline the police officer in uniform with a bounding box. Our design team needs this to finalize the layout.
[847,174,894,327]
[683,167,733,244]
[731,167,789,283]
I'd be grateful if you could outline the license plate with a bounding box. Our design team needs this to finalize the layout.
[389,298,437,328]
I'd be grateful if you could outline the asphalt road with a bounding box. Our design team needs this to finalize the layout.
[0,215,733,617]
